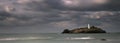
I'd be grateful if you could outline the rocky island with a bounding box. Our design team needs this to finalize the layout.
[62,24,106,34]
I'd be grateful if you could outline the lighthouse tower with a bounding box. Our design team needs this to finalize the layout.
[88,24,90,29]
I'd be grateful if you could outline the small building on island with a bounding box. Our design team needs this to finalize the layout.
[62,24,106,33]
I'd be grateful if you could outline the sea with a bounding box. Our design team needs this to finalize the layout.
[0,33,120,43]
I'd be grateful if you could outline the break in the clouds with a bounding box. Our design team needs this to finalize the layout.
[0,0,120,33]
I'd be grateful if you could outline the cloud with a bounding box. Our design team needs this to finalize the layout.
[83,11,115,19]
[44,0,120,11]
[0,0,120,12]
[50,21,77,29]
[0,10,120,32]
[0,0,120,33]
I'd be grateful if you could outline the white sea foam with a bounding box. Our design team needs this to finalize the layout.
[0,37,52,41]
[66,37,95,40]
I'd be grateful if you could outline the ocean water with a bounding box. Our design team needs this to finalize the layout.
[0,33,120,43]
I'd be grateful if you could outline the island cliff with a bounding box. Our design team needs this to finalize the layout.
[62,26,106,33]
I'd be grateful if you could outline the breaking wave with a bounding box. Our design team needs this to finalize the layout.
[65,37,95,40]
[0,36,112,41]
[0,37,52,41]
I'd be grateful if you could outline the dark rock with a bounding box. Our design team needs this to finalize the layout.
[62,26,106,34]
[62,29,71,33]
[101,39,107,41]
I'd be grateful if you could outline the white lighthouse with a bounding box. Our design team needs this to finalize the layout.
[88,24,90,29]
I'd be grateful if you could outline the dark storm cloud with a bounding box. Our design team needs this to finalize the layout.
[100,13,120,26]
[24,0,52,11]
[0,11,120,32]
[39,0,120,11]
[10,0,120,11]
[0,0,120,33]
[1,0,120,11]
[0,11,11,20]
[102,0,120,11]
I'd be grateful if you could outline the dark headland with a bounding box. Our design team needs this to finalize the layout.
[62,25,106,34]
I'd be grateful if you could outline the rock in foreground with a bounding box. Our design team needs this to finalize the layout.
[62,26,106,34]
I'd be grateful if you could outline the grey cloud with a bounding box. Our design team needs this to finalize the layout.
[0,11,11,20]
[1,0,120,12]
[0,10,120,32]
[44,0,120,11]
[24,0,51,11]
[0,0,120,33]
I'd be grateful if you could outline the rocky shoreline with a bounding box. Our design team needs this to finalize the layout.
[62,26,106,34]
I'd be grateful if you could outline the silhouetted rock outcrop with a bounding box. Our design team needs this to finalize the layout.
[62,29,70,33]
[62,26,106,33]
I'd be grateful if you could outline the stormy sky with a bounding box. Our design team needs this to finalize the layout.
[0,0,120,33]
